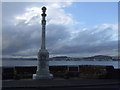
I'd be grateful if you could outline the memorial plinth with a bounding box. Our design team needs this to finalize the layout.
[33,6,53,79]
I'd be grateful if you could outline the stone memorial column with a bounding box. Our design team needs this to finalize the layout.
[33,6,52,79]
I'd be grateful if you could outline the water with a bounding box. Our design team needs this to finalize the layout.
[2,59,120,69]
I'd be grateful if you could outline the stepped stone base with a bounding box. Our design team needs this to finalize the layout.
[33,74,53,79]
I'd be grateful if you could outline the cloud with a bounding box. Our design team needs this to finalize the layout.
[2,2,73,56]
[14,3,75,26]
[2,2,118,57]
[50,24,118,56]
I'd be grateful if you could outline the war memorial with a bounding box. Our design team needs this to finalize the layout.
[2,6,120,90]
[33,6,53,80]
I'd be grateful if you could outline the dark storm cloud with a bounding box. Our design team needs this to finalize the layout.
[52,40,118,54]
[50,26,118,56]
[2,24,41,56]
[2,21,118,57]
[46,24,70,48]
[2,6,71,56]
[2,23,70,56]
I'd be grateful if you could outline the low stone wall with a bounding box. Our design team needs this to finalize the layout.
[2,65,120,80]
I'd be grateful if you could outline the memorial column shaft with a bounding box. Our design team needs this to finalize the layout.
[41,19,46,50]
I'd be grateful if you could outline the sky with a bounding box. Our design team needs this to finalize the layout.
[2,2,118,58]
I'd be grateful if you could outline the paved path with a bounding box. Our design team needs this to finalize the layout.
[2,79,120,90]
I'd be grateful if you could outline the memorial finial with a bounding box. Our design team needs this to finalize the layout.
[42,6,47,12]
[41,6,47,17]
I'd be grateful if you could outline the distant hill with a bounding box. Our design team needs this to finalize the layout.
[2,58,37,60]
[2,55,120,61]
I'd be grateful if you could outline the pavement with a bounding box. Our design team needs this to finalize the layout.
[2,79,120,90]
